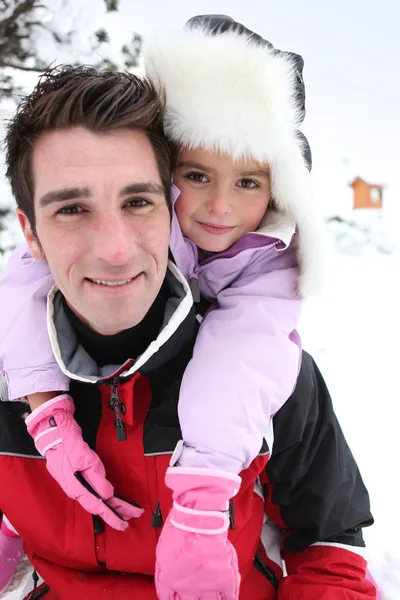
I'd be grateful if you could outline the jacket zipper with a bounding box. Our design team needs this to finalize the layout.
[188,240,277,302]
[253,552,280,590]
[105,381,127,441]
[151,458,164,536]
[188,240,201,303]
[197,242,278,276]
[152,500,163,529]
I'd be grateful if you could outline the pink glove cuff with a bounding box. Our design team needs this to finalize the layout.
[165,466,241,534]
[25,394,73,456]
[165,466,241,509]
[25,393,73,425]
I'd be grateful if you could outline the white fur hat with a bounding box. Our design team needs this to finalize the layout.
[143,15,325,295]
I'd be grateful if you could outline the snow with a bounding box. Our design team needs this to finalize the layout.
[299,226,400,599]
[0,557,38,600]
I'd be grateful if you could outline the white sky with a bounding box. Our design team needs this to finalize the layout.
[104,0,400,216]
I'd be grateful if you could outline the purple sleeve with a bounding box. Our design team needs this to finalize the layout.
[0,244,69,400]
[177,248,302,473]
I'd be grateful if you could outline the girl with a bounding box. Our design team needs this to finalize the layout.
[145,17,325,599]
[0,15,325,600]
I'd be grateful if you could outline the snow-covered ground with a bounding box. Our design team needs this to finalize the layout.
[1,558,37,600]
[299,229,400,599]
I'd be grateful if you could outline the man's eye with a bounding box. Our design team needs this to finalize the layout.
[185,172,209,183]
[57,205,83,215]
[126,198,151,208]
[237,179,259,189]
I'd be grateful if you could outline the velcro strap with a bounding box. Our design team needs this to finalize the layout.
[170,500,229,535]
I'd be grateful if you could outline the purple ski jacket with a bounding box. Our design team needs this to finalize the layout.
[0,190,302,473]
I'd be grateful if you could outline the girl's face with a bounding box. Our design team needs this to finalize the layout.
[173,147,271,252]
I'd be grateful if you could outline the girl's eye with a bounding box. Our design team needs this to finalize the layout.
[126,198,151,208]
[57,205,83,215]
[185,172,209,183]
[237,179,259,189]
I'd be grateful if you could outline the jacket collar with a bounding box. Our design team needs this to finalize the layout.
[46,262,194,385]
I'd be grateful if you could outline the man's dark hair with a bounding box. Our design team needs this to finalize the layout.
[4,65,173,232]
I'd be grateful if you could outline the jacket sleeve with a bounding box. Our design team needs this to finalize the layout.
[263,351,376,599]
[0,243,69,400]
[177,246,303,473]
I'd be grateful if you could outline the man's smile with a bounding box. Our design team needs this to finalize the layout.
[85,273,144,291]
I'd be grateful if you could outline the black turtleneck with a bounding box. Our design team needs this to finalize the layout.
[62,283,169,367]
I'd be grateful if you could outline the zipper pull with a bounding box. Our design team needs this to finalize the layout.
[189,277,200,303]
[108,385,127,442]
[152,501,163,528]
[32,570,39,591]
[229,500,235,530]
[93,515,105,535]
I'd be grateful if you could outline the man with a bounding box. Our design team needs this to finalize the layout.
[0,65,375,599]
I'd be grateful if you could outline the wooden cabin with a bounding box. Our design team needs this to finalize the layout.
[349,177,384,210]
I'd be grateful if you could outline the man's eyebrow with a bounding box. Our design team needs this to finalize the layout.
[39,188,90,207]
[119,182,165,197]
[38,182,165,207]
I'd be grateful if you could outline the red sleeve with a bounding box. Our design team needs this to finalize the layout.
[279,545,375,599]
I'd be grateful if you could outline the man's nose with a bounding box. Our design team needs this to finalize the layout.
[91,212,133,265]
[206,189,232,216]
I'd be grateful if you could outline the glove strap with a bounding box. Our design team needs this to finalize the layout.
[170,500,230,535]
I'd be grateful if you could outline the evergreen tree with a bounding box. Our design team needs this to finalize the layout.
[0,0,142,100]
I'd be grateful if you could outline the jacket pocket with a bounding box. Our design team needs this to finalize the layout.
[253,552,280,590]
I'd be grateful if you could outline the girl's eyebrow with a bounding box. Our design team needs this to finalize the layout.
[176,160,269,180]
[177,160,269,179]
[237,169,270,179]
[176,160,215,173]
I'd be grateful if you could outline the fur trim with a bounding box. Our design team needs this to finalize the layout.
[144,27,302,162]
[143,26,325,296]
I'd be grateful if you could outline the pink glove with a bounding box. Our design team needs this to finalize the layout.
[25,394,143,531]
[155,467,241,600]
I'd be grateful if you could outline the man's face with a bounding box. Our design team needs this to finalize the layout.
[19,126,171,335]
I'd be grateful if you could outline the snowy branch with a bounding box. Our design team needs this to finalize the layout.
[0,60,44,71]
